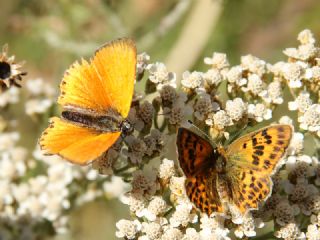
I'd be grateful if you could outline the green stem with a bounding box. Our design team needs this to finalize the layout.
[254,231,275,240]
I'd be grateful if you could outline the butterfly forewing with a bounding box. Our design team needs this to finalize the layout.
[92,38,136,117]
[224,124,292,213]
[226,125,292,174]
[177,128,217,177]
[58,38,136,117]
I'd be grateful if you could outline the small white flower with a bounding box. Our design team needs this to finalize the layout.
[279,115,293,125]
[298,104,320,134]
[158,159,176,181]
[260,81,283,104]
[275,223,305,240]
[203,69,223,86]
[0,132,20,151]
[137,52,150,75]
[116,219,142,239]
[181,71,204,91]
[141,222,163,240]
[204,52,229,69]
[248,103,272,122]
[147,62,176,89]
[225,98,247,121]
[226,66,247,92]
[288,91,312,112]
[241,55,266,76]
[28,175,48,195]
[211,110,233,130]
[121,193,147,217]
[268,61,286,76]
[0,87,19,107]
[243,74,264,95]
[143,196,168,221]
[287,132,304,155]
[103,176,129,199]
[25,78,55,97]
[0,180,14,205]
[234,214,259,238]
[306,224,320,240]
[282,62,304,88]
[298,29,316,45]
[169,176,186,197]
[200,215,230,240]
[170,203,197,227]
[12,183,29,203]
[183,228,200,240]
[25,99,53,116]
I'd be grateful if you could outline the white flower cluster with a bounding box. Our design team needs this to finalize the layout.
[115,29,320,240]
[0,88,129,239]
[25,78,55,116]
[117,159,235,240]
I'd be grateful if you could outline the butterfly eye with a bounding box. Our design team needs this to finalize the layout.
[120,120,133,135]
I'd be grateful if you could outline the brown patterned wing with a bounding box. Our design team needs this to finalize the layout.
[185,173,224,215]
[177,128,217,177]
[177,128,224,215]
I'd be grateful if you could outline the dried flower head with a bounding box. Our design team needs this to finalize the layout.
[0,44,27,91]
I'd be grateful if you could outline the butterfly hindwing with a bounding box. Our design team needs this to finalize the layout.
[177,128,224,215]
[186,173,224,215]
[40,117,121,165]
[223,166,272,214]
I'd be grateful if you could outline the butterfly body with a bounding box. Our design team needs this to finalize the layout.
[61,109,124,132]
[177,125,292,216]
[40,38,137,165]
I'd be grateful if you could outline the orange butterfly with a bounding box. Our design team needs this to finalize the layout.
[40,38,137,165]
[177,125,292,216]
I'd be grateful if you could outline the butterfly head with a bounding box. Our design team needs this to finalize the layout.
[215,154,226,173]
[120,119,134,136]
[215,145,227,173]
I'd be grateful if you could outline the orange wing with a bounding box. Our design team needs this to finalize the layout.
[226,124,293,174]
[224,124,292,214]
[39,117,121,165]
[58,38,137,117]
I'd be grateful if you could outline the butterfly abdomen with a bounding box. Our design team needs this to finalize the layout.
[62,110,121,132]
